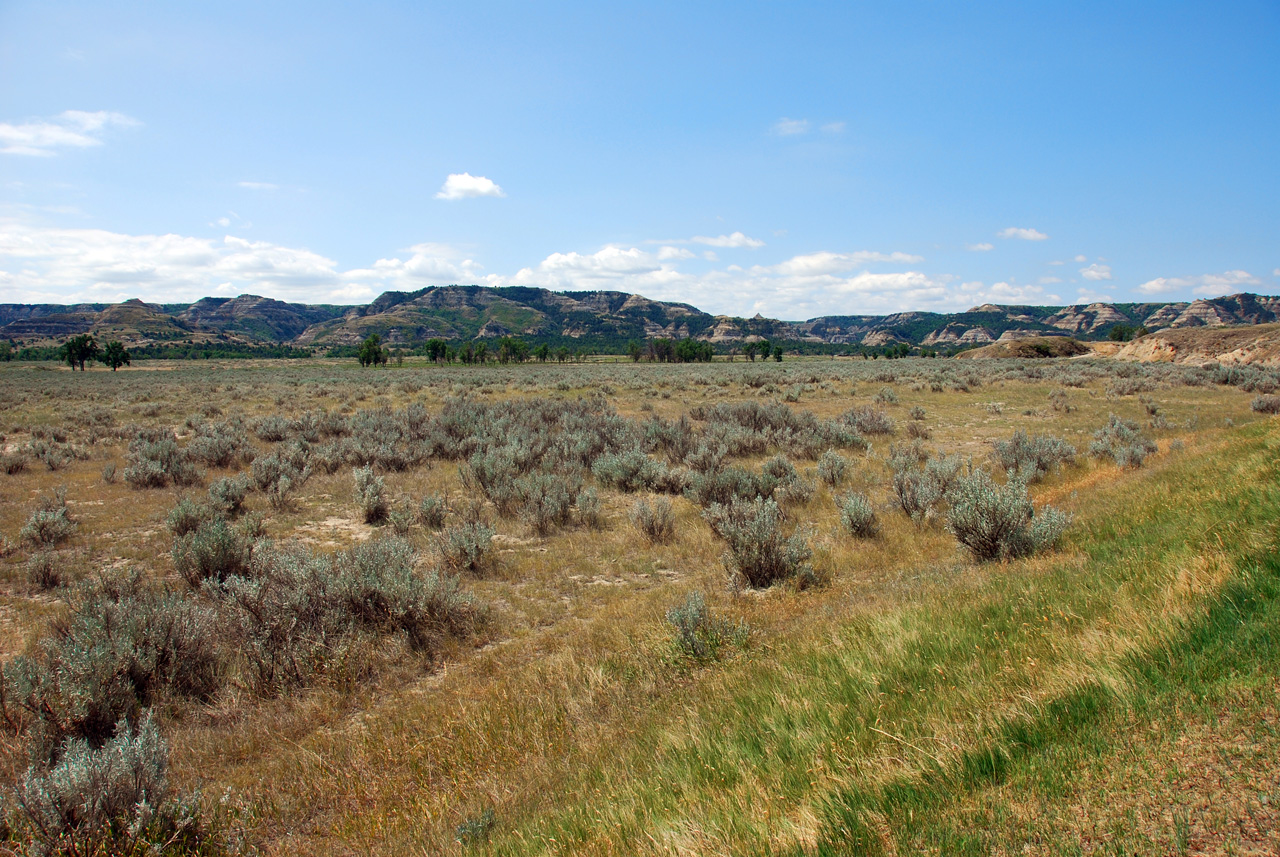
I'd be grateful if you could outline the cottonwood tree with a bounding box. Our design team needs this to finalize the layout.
[62,334,99,371]
[102,340,131,371]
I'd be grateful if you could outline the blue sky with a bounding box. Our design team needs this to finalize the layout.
[1,1,1277,320]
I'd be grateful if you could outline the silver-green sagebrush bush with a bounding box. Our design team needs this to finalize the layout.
[353,466,388,524]
[945,469,1070,562]
[838,492,879,538]
[631,497,675,544]
[172,518,255,587]
[992,430,1077,483]
[0,571,223,761]
[1089,414,1158,468]
[6,712,227,857]
[436,521,495,575]
[20,489,76,548]
[704,497,817,589]
[666,591,747,660]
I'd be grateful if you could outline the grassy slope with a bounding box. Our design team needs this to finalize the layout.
[458,422,1277,855]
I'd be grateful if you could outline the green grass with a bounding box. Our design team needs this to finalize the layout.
[468,421,1280,855]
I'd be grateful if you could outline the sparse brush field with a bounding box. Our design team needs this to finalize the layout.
[0,355,1278,856]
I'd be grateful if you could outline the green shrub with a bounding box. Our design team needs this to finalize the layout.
[666,591,747,660]
[124,435,203,489]
[185,419,254,467]
[353,466,388,524]
[251,443,312,509]
[838,492,878,538]
[945,470,1070,562]
[417,495,448,529]
[167,497,217,538]
[436,521,495,575]
[172,518,254,587]
[339,538,482,653]
[1250,394,1280,414]
[873,386,898,405]
[576,487,603,529]
[220,538,481,692]
[1089,414,1157,468]
[20,489,75,547]
[517,470,581,535]
[1,449,28,475]
[7,712,221,857]
[1,572,223,759]
[703,497,814,589]
[841,405,895,435]
[992,430,1076,482]
[207,474,250,516]
[631,497,675,544]
[26,550,63,590]
[592,450,666,493]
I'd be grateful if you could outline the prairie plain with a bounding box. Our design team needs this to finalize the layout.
[0,354,1277,856]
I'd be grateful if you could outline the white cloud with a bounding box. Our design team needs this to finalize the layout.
[766,250,923,277]
[997,227,1049,241]
[1073,254,1087,263]
[691,232,765,249]
[702,250,719,262]
[1274,268,1279,277]
[1048,260,1065,266]
[1079,263,1111,281]
[1135,270,1260,297]
[0,110,138,156]
[1039,276,1063,285]
[435,172,505,200]
[966,242,994,252]
[820,121,846,134]
[1077,288,1113,303]
[238,181,278,191]
[656,246,695,261]
[772,118,810,136]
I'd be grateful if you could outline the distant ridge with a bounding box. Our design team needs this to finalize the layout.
[2,286,1278,352]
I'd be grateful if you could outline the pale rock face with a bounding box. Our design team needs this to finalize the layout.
[1045,303,1132,334]
[861,330,903,347]
[1170,299,1229,328]
[956,327,995,344]
[476,320,511,338]
[922,324,966,346]
[996,329,1038,342]
[1143,303,1187,328]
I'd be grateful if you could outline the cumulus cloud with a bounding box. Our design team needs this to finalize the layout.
[0,221,440,304]
[238,181,278,191]
[0,218,1094,320]
[435,172,505,200]
[1079,263,1111,281]
[691,232,765,249]
[1135,270,1260,297]
[1073,254,1087,263]
[772,118,810,136]
[966,243,994,252]
[0,110,139,156]
[998,227,1049,241]
[765,250,923,277]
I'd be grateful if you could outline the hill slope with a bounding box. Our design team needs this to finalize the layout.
[2,286,1279,352]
